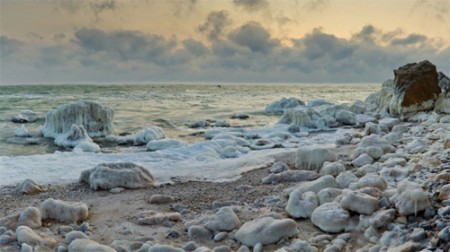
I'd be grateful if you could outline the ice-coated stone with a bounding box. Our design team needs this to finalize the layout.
[307,99,333,107]
[366,146,383,160]
[68,239,115,252]
[311,202,350,233]
[234,217,299,246]
[349,100,366,114]
[393,180,430,216]
[146,139,186,151]
[349,174,387,191]
[132,126,165,145]
[336,171,358,189]
[17,179,44,195]
[339,190,379,215]
[270,162,289,173]
[288,239,318,252]
[405,139,428,154]
[286,191,319,218]
[335,110,356,125]
[147,244,184,252]
[358,209,396,229]
[265,97,305,114]
[16,226,56,248]
[65,231,89,245]
[12,110,39,123]
[148,194,175,204]
[188,120,210,128]
[80,162,154,190]
[287,175,338,197]
[18,207,41,229]
[188,225,213,242]
[317,188,342,205]
[295,147,336,171]
[380,167,409,182]
[15,125,31,137]
[261,170,319,185]
[351,153,374,167]
[383,132,403,145]
[320,162,345,177]
[215,120,230,127]
[278,107,328,129]
[41,198,89,223]
[359,135,394,154]
[136,211,181,225]
[53,124,100,152]
[41,101,114,138]
[185,207,241,232]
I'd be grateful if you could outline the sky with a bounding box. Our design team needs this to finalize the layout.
[1,0,450,85]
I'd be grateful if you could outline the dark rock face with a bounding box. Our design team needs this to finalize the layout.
[394,60,440,107]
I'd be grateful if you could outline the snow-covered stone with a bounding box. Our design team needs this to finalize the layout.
[358,209,396,229]
[336,172,358,189]
[286,191,319,218]
[270,162,289,173]
[317,188,342,205]
[137,211,181,225]
[339,190,379,215]
[266,97,305,114]
[54,124,100,152]
[320,162,345,177]
[68,239,115,252]
[359,135,394,153]
[235,217,299,246]
[80,162,154,190]
[288,175,338,196]
[18,207,41,229]
[41,101,114,138]
[278,107,328,129]
[393,181,430,216]
[405,139,428,154]
[349,174,387,190]
[335,110,356,125]
[295,147,336,171]
[185,207,241,233]
[351,153,374,167]
[17,179,44,195]
[349,100,366,114]
[366,146,383,160]
[41,198,89,223]
[311,203,350,233]
[16,226,56,248]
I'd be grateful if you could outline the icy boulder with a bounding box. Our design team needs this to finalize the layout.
[80,162,154,190]
[54,124,100,152]
[12,110,39,123]
[295,147,336,171]
[235,217,299,246]
[41,198,88,223]
[266,97,305,114]
[41,101,114,138]
[278,107,328,129]
[311,202,350,233]
[392,181,430,216]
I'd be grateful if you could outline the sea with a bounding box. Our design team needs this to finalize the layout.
[0,83,380,186]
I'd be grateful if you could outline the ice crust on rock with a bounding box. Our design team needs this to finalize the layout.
[393,180,430,216]
[146,139,187,151]
[288,175,338,196]
[54,124,100,152]
[41,198,89,223]
[286,191,319,218]
[310,202,350,233]
[17,179,44,195]
[68,238,115,252]
[261,170,319,185]
[339,190,379,215]
[41,101,114,138]
[266,97,305,114]
[16,226,56,248]
[234,217,299,246]
[185,207,241,233]
[295,147,336,171]
[278,107,328,129]
[80,162,154,190]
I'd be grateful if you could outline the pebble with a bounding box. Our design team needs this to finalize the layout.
[438,226,450,241]
[213,232,228,242]
[214,245,232,252]
[182,241,199,251]
[437,206,450,216]
[212,200,240,209]
[80,222,90,233]
[148,194,175,204]
[109,187,125,193]
[253,243,263,252]
[409,228,427,242]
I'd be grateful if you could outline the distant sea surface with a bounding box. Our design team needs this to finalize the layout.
[0,83,379,156]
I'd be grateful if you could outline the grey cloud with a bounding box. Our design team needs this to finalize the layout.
[90,0,116,20]
[233,0,268,11]
[53,33,66,42]
[302,0,329,11]
[198,11,231,41]
[182,39,209,56]
[229,22,280,54]
[411,0,450,22]
[172,0,198,16]
[0,36,22,59]
[390,34,427,46]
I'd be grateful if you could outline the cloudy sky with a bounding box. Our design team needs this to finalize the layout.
[1,0,449,84]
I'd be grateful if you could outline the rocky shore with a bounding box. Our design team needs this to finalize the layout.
[2,60,450,251]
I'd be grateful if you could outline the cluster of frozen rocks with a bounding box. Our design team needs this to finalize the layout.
[3,60,450,251]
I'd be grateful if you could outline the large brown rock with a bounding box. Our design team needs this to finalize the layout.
[394,60,440,107]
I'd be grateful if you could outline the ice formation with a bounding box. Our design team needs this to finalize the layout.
[278,107,328,129]
[41,101,114,138]
[54,124,100,152]
[265,97,305,114]
[12,110,39,123]
[15,125,31,137]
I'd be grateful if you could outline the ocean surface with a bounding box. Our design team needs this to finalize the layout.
[0,83,380,186]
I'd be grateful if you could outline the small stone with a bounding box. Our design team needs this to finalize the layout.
[80,222,90,233]
[352,153,374,167]
[213,232,228,242]
[214,245,232,252]
[320,162,345,177]
[235,217,299,246]
[148,194,175,204]
[336,172,358,189]
[253,243,263,252]
[188,225,212,242]
[339,190,379,215]
[409,228,427,242]
[286,191,318,218]
[166,230,181,239]
[438,206,450,216]
[236,246,251,252]
[438,226,450,241]
[212,200,240,209]
[137,211,181,225]
[438,184,450,201]
[182,241,199,251]
[17,179,44,195]
[65,231,89,245]
[109,187,125,193]
[386,241,422,252]
[311,203,350,233]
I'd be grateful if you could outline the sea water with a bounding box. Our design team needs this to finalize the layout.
[0,83,379,186]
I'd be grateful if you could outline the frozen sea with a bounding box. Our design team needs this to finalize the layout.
[0,83,379,186]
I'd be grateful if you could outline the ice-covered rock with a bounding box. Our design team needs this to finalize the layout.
[336,171,358,189]
[185,207,241,233]
[41,198,89,223]
[278,107,328,129]
[393,180,430,216]
[18,207,42,229]
[366,146,383,160]
[80,162,154,190]
[41,101,114,138]
[405,139,428,154]
[320,162,345,177]
[339,190,379,215]
[349,100,366,114]
[65,231,89,245]
[287,175,338,198]
[438,71,450,94]
[132,126,165,145]
[261,170,319,185]
[17,179,44,195]
[359,135,394,154]
[12,110,39,123]
[351,153,374,167]
[286,191,319,218]
[137,211,181,225]
[270,162,289,173]
[15,125,31,137]
[311,202,350,233]
[439,184,450,201]
[358,209,396,229]
[317,188,342,204]
[53,124,100,152]
[295,147,336,171]
[349,174,387,190]
[188,120,210,128]
[146,139,186,151]
[68,239,115,252]
[234,217,299,246]
[335,110,356,125]
[307,99,333,107]
[214,120,230,127]
[265,97,305,114]
[16,226,56,248]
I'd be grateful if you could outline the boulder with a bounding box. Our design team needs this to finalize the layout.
[311,203,350,233]
[234,217,299,246]
[41,101,114,138]
[286,191,319,218]
[68,239,115,252]
[18,207,42,229]
[295,147,336,171]
[265,97,305,114]
[438,71,450,94]
[80,162,154,190]
[16,226,56,248]
[41,198,89,223]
